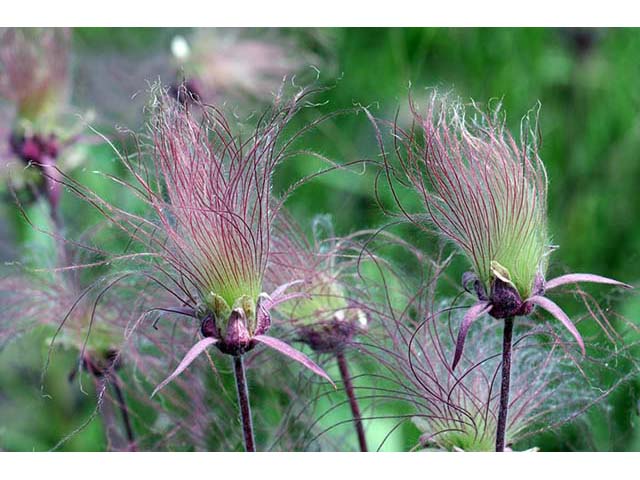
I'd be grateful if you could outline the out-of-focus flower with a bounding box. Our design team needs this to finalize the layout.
[0,244,245,451]
[0,248,139,450]
[169,29,324,105]
[267,212,368,354]
[0,28,92,218]
[0,28,70,122]
[266,211,372,450]
[72,28,332,132]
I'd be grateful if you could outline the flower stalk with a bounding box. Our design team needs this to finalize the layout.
[372,91,633,451]
[110,377,136,451]
[336,351,368,452]
[82,351,137,451]
[233,355,256,452]
[495,316,514,452]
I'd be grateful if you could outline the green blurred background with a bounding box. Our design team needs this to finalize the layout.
[1,28,639,451]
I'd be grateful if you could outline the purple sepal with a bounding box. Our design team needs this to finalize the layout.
[254,334,336,388]
[255,294,271,336]
[527,295,586,355]
[545,273,632,292]
[151,337,218,397]
[200,313,218,338]
[462,271,488,301]
[452,301,492,370]
[225,310,251,345]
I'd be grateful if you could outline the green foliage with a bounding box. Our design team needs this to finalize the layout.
[1,27,639,451]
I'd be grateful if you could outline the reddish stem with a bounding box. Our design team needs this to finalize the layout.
[111,378,136,451]
[336,351,368,452]
[233,355,256,452]
[495,316,514,452]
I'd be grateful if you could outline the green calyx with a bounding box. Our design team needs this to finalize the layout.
[201,291,258,336]
[473,171,549,300]
[45,310,120,355]
[413,415,497,452]
[279,275,350,327]
[478,240,547,300]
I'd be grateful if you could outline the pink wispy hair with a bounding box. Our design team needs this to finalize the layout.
[365,251,640,451]
[143,88,272,303]
[54,83,338,406]
[66,84,313,307]
[368,92,630,366]
[266,211,367,330]
[176,28,327,104]
[0,28,71,120]
[373,92,549,298]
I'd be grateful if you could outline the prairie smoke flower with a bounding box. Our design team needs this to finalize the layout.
[375,92,631,450]
[64,85,334,450]
[380,93,632,360]
[268,212,368,354]
[367,246,637,452]
[267,211,370,450]
[0,28,90,220]
[169,29,322,105]
[0,28,70,122]
[0,255,141,450]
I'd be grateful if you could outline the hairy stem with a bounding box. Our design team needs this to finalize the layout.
[336,351,368,452]
[495,316,514,452]
[111,378,136,451]
[233,355,256,452]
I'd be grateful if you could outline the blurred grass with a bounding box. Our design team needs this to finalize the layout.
[1,27,639,451]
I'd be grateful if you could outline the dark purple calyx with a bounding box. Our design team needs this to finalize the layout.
[488,278,529,319]
[82,349,121,378]
[10,132,59,166]
[463,272,545,319]
[216,309,256,356]
[297,310,366,354]
[200,313,218,338]
[169,78,202,106]
[199,298,271,357]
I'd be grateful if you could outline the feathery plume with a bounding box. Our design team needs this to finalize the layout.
[372,91,631,451]
[367,247,638,451]
[266,211,371,450]
[0,28,91,222]
[60,84,335,450]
